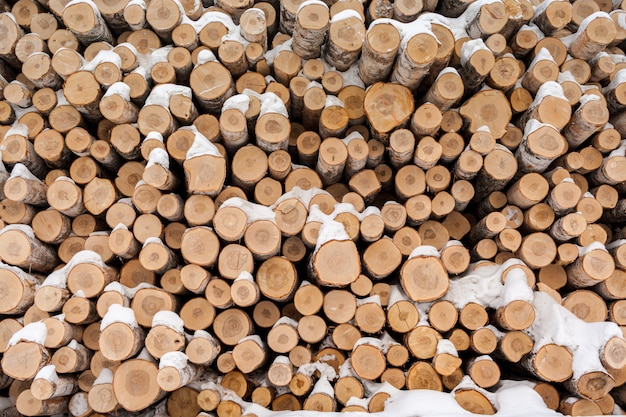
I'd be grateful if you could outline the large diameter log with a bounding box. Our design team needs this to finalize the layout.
[363,82,414,142]
[112,357,164,412]
[460,89,512,139]
[309,239,360,287]
[190,61,235,114]
[400,251,449,302]
[62,0,113,44]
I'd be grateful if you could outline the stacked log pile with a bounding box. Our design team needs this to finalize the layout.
[0,0,626,414]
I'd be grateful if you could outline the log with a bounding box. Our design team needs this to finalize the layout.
[363,82,414,142]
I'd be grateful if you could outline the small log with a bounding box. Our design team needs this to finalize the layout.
[391,32,438,92]
[185,330,220,366]
[358,23,401,85]
[15,390,68,416]
[212,308,253,346]
[292,2,329,59]
[567,246,615,288]
[31,365,77,400]
[533,0,572,34]
[157,352,200,392]
[324,14,365,71]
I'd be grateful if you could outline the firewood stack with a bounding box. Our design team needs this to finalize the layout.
[0,0,626,414]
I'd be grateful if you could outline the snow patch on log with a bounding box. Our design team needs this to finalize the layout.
[221,197,276,223]
[3,122,29,139]
[103,81,131,101]
[100,304,138,330]
[8,321,47,347]
[443,258,533,309]
[222,94,251,114]
[243,89,288,117]
[82,50,121,72]
[146,148,170,170]
[145,83,193,108]
[152,310,185,333]
[185,126,222,158]
[461,38,490,66]
[93,368,113,385]
[529,291,623,379]
[159,351,189,369]
[35,364,58,382]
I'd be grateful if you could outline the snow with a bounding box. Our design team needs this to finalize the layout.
[35,365,58,382]
[408,245,441,259]
[437,339,459,356]
[243,89,288,118]
[340,64,365,88]
[93,368,113,385]
[533,81,568,104]
[609,139,626,158]
[146,148,170,170]
[460,38,490,66]
[313,214,351,251]
[297,0,328,13]
[604,68,626,92]
[144,83,193,107]
[330,9,363,23]
[151,46,174,65]
[297,361,336,380]
[0,262,38,284]
[81,50,121,73]
[220,197,276,223]
[324,95,344,108]
[196,49,218,65]
[443,258,532,309]
[7,321,47,347]
[577,11,611,34]
[529,292,622,379]
[578,93,601,106]
[340,131,364,145]
[272,316,298,329]
[159,351,189,370]
[4,122,29,139]
[100,304,138,330]
[310,376,335,397]
[0,224,37,241]
[272,186,331,209]
[69,392,89,416]
[356,294,381,307]
[529,47,556,68]
[264,39,293,66]
[185,127,222,158]
[103,81,131,100]
[152,310,185,333]
[577,241,608,256]
[222,94,251,114]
